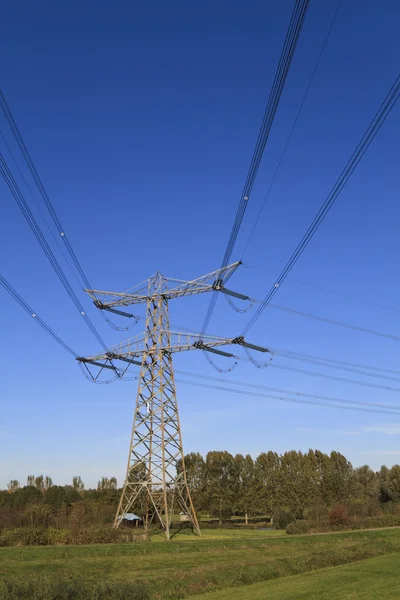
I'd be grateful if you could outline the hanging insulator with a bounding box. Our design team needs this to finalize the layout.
[224,294,253,314]
[78,362,119,384]
[203,350,238,373]
[104,316,139,332]
[244,346,272,369]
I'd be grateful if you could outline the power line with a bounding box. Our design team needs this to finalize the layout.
[241,0,342,259]
[244,263,400,316]
[268,302,400,341]
[273,347,400,376]
[274,350,400,384]
[0,272,77,357]
[0,131,83,290]
[0,89,91,291]
[242,74,400,335]
[267,361,400,393]
[0,154,109,352]
[176,378,400,416]
[175,368,400,412]
[201,0,311,336]
[0,90,121,332]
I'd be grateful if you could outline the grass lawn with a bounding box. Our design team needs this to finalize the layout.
[2,529,400,598]
[150,528,284,542]
[190,552,400,599]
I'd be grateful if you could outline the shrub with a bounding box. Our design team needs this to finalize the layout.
[0,579,150,599]
[0,526,145,547]
[287,513,400,535]
[286,520,315,535]
[329,505,350,526]
[272,508,295,529]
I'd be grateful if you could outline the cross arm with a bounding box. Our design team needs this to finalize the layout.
[76,331,271,366]
[84,261,245,309]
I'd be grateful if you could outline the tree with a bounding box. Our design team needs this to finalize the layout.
[97,477,117,491]
[44,476,53,490]
[352,466,379,510]
[35,475,45,492]
[203,451,236,518]
[387,465,400,502]
[12,486,42,508]
[26,475,35,487]
[253,451,280,515]
[278,451,312,517]
[379,465,391,503]
[180,453,205,511]
[44,486,80,509]
[234,454,255,517]
[7,480,20,493]
[72,476,85,492]
[322,452,353,505]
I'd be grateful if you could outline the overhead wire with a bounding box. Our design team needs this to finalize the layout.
[244,263,400,316]
[266,362,400,393]
[176,378,400,416]
[0,272,77,357]
[241,73,400,335]
[0,154,109,352]
[241,0,343,259]
[0,131,83,290]
[174,368,400,412]
[273,349,400,383]
[272,347,400,376]
[0,89,125,332]
[201,0,311,337]
[0,90,92,291]
[267,302,400,341]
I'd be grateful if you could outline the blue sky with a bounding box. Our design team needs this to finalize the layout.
[1,0,400,488]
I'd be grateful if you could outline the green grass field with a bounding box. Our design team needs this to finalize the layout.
[192,552,400,599]
[2,528,400,598]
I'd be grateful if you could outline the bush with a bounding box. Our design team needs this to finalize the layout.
[272,508,295,529]
[329,505,350,526]
[286,520,315,535]
[0,579,150,599]
[286,513,400,535]
[0,526,145,547]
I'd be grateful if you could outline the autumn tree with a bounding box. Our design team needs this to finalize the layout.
[7,480,20,493]
[72,476,85,492]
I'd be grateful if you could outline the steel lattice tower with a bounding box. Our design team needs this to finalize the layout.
[78,262,269,539]
[115,272,200,537]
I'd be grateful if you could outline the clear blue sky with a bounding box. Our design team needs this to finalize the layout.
[1,0,399,488]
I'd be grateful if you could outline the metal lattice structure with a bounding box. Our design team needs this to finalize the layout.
[78,262,269,539]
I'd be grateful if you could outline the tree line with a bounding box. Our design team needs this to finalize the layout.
[182,450,400,519]
[1,450,400,529]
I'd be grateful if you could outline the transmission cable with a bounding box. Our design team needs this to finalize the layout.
[201,0,310,337]
[0,154,109,352]
[241,0,342,259]
[265,361,400,393]
[267,302,400,341]
[0,272,77,357]
[241,73,400,335]
[244,263,400,316]
[0,90,125,331]
[176,379,400,416]
[273,347,400,376]
[0,90,92,290]
[174,369,400,412]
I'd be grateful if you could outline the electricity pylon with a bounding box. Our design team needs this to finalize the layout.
[77,262,269,540]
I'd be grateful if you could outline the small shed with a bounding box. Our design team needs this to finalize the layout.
[179,511,190,522]
[120,513,143,528]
